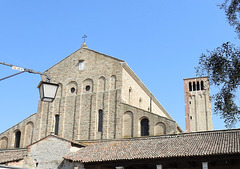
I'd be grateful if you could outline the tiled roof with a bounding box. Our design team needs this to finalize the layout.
[0,149,27,163]
[65,129,240,163]
[27,134,85,148]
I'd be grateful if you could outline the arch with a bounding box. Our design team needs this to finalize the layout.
[14,130,21,148]
[110,75,116,90]
[0,137,8,149]
[67,81,78,95]
[24,122,34,147]
[140,117,149,136]
[98,76,106,92]
[201,81,204,90]
[193,82,196,91]
[154,122,166,136]
[189,82,192,91]
[98,109,103,132]
[122,111,133,138]
[54,114,60,135]
[82,78,94,93]
[197,81,200,91]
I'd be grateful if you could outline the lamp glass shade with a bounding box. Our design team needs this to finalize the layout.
[38,81,59,102]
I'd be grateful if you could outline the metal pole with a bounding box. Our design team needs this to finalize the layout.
[0,61,50,81]
[0,71,25,81]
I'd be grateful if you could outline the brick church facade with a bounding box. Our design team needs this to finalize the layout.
[0,42,182,150]
[0,43,239,169]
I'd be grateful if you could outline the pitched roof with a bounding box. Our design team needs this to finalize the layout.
[64,129,240,163]
[27,134,84,148]
[0,149,27,164]
[45,47,124,73]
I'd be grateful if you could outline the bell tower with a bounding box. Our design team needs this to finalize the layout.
[184,77,213,132]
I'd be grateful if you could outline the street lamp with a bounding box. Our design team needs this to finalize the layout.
[38,81,59,102]
[0,61,59,102]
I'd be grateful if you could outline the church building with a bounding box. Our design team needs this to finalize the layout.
[0,42,239,169]
[0,42,182,150]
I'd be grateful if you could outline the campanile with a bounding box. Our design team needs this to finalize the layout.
[184,77,213,132]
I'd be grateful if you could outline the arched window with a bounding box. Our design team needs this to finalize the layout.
[189,82,192,91]
[141,118,149,136]
[14,130,21,148]
[193,82,196,91]
[54,115,60,135]
[197,81,200,91]
[98,109,103,132]
[201,81,204,90]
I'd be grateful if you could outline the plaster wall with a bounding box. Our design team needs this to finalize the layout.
[121,67,167,118]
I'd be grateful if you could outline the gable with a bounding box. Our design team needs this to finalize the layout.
[42,48,124,89]
[27,135,82,168]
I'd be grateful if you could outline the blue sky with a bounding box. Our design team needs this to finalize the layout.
[0,0,239,133]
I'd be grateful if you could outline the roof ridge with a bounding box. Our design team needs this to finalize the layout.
[44,47,125,73]
[77,128,240,144]
[27,134,84,148]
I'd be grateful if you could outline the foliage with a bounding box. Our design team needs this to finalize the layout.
[220,0,240,38]
[196,0,240,127]
[196,42,240,127]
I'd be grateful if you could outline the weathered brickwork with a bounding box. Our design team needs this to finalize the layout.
[184,77,213,132]
[0,113,37,149]
[0,45,182,149]
[120,103,178,138]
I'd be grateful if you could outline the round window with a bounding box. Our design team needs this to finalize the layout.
[86,85,90,91]
[71,87,76,93]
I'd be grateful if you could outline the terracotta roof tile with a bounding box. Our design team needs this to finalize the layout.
[65,129,240,163]
[0,149,27,163]
[27,134,84,148]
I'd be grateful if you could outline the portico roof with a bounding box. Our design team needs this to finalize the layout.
[64,129,240,163]
[0,149,27,164]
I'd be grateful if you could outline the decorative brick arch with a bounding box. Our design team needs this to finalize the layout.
[98,76,106,92]
[110,75,116,90]
[0,137,8,149]
[67,81,78,95]
[122,111,133,138]
[24,122,34,147]
[154,122,166,136]
[82,78,94,93]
